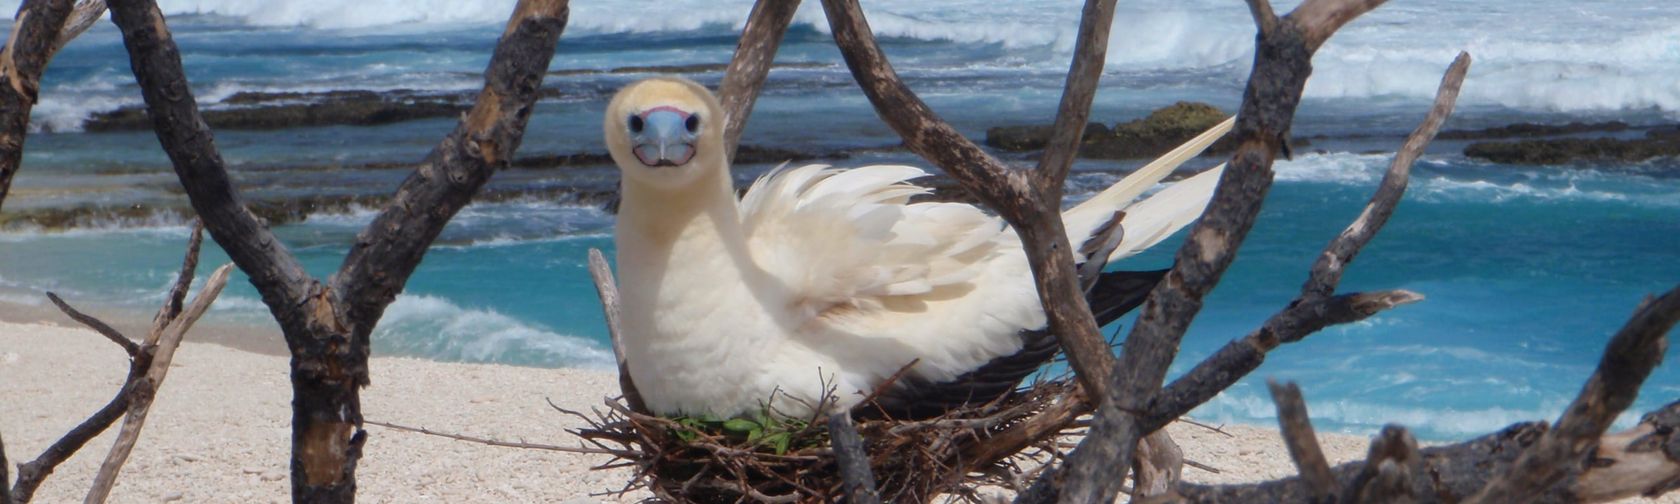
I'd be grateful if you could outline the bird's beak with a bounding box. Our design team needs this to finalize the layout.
[631,108,696,167]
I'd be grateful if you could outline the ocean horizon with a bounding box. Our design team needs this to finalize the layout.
[2,0,1678,441]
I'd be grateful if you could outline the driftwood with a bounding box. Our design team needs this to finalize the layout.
[89,0,570,499]
[4,224,230,504]
[1176,286,1680,502]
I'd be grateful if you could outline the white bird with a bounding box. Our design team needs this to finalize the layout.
[604,77,1232,420]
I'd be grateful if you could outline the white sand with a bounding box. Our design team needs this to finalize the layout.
[1,319,1671,503]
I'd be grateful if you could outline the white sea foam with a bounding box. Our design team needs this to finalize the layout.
[373,294,615,369]
[10,0,1678,121]
[1194,388,1641,438]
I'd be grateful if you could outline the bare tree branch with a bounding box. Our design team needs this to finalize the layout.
[332,0,570,335]
[589,247,646,414]
[1039,1,1391,500]
[1468,285,1680,503]
[1147,289,1421,429]
[1303,52,1469,299]
[103,0,573,499]
[1179,300,1680,503]
[820,0,1120,409]
[49,0,105,55]
[85,263,231,504]
[828,413,881,504]
[1268,381,1336,503]
[1143,53,1467,434]
[0,0,76,211]
[106,0,318,327]
[719,0,801,161]
[1032,0,1117,194]
[10,230,212,503]
[45,292,138,357]
[148,221,202,337]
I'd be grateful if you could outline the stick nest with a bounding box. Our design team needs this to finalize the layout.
[565,379,1086,503]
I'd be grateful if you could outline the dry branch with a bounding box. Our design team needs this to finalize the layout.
[1268,381,1335,502]
[1143,53,1467,435]
[102,0,573,499]
[8,228,218,503]
[0,0,75,211]
[719,0,801,161]
[1180,302,1680,504]
[1040,1,1396,500]
[1468,285,1680,503]
[45,292,137,356]
[589,247,646,413]
[85,263,232,504]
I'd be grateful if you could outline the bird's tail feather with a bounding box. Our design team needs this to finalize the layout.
[1063,116,1235,263]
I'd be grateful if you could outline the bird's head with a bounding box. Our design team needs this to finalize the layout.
[604,77,725,190]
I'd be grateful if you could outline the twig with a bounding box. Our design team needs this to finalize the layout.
[1175,417,1234,439]
[364,420,631,457]
[45,293,137,357]
[148,221,202,338]
[719,0,800,161]
[588,247,646,414]
[828,413,881,504]
[84,263,231,504]
[1268,380,1336,502]
[1302,52,1470,299]
[1468,285,1680,503]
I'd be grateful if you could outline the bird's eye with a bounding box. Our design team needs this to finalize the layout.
[628,114,644,133]
[685,114,700,133]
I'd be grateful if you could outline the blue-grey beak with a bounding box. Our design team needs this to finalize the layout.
[630,108,697,167]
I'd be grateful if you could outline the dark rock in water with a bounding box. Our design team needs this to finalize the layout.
[985,123,1111,152]
[1085,101,1230,159]
[984,101,1232,159]
[509,145,847,171]
[1464,128,1680,164]
[1438,120,1630,140]
[84,89,472,132]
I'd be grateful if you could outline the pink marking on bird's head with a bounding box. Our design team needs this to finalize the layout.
[640,105,691,119]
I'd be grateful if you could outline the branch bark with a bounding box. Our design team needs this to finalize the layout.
[0,0,75,211]
[719,0,800,161]
[85,263,232,504]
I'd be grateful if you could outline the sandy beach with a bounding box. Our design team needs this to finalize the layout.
[1,318,1672,503]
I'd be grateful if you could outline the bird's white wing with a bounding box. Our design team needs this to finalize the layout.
[741,164,1008,322]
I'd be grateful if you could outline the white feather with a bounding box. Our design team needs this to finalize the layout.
[608,79,1234,419]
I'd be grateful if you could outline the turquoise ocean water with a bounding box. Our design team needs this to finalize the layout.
[2,0,1678,439]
